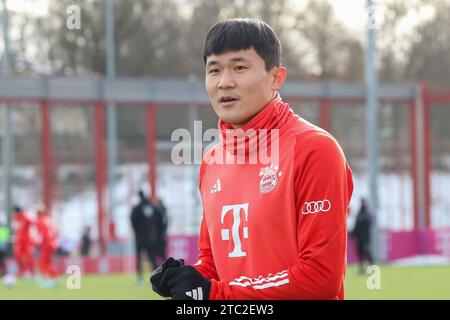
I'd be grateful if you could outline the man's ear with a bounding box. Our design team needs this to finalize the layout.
[271,66,287,91]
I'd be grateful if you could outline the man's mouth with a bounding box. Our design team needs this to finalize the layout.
[218,96,239,104]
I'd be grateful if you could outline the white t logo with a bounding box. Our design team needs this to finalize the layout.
[221,203,249,258]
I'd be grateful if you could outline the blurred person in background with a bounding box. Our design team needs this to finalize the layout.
[0,217,10,277]
[12,206,35,279]
[155,197,168,263]
[35,204,60,287]
[80,226,92,257]
[131,190,160,286]
[352,197,374,274]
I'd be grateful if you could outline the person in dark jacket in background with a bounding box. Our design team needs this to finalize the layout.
[80,226,92,257]
[352,197,374,274]
[154,197,168,263]
[131,190,160,285]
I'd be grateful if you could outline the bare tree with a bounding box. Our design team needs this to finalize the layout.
[406,0,450,84]
[293,0,357,80]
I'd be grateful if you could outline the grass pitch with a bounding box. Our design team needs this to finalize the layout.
[1,265,449,300]
[0,272,161,300]
[344,265,450,300]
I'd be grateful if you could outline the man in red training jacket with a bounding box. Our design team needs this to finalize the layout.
[151,18,353,300]
[13,206,35,278]
[36,204,59,282]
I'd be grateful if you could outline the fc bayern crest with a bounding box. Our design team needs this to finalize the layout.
[259,164,282,193]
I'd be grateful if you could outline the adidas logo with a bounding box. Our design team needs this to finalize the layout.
[211,179,221,193]
[186,287,204,300]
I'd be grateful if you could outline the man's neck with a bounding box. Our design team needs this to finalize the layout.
[229,91,278,129]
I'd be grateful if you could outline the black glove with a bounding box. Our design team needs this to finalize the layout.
[163,265,211,300]
[150,257,185,297]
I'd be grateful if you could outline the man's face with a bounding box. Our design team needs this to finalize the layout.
[205,48,282,128]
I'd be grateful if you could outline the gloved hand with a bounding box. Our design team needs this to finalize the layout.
[164,265,211,300]
[149,257,185,297]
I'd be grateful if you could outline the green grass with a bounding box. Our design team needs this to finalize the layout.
[0,272,162,300]
[345,265,450,299]
[1,265,449,299]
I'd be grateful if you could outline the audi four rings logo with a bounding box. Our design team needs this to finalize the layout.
[302,200,332,214]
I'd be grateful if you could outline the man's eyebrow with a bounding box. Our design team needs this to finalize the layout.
[206,60,219,67]
[230,56,250,63]
[206,56,251,67]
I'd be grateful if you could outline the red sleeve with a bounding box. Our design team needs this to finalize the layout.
[37,220,47,241]
[25,214,34,228]
[193,156,220,281]
[209,132,353,300]
[193,217,219,281]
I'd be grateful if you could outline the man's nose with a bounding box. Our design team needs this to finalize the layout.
[218,70,236,89]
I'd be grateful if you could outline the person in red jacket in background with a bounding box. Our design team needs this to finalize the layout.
[151,18,353,300]
[36,204,59,286]
[12,206,35,278]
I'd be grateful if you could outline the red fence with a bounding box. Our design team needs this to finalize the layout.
[1,81,450,256]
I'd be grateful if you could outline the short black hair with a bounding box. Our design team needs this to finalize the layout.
[202,18,282,71]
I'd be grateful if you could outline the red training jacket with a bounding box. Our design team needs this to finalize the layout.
[194,95,354,300]
[36,215,58,251]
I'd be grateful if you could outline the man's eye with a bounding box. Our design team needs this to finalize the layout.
[235,65,247,71]
[208,69,219,74]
